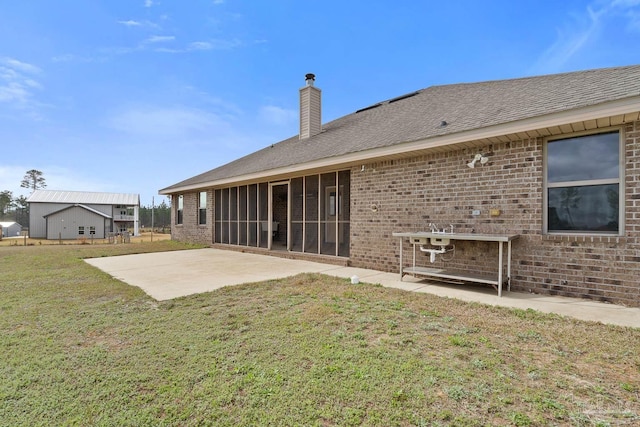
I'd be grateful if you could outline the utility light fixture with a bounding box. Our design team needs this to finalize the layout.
[467,153,489,169]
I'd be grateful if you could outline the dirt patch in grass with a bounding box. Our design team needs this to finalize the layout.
[0,231,171,247]
[1,244,639,426]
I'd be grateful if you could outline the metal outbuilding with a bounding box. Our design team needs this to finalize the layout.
[0,221,22,238]
[27,190,140,239]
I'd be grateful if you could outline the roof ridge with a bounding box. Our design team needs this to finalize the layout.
[428,63,640,89]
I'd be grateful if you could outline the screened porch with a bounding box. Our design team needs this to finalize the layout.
[214,170,350,257]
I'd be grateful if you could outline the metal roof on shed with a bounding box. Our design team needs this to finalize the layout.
[26,190,139,205]
[0,222,20,227]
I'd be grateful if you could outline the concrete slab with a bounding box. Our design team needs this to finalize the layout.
[85,248,640,328]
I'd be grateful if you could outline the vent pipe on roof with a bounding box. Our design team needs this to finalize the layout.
[299,73,321,139]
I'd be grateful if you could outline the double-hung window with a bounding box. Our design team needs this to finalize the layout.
[198,191,207,225]
[545,130,623,234]
[176,195,184,225]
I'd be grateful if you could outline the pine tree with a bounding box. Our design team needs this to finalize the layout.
[20,169,47,192]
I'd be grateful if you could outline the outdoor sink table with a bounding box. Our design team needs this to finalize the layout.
[392,232,520,296]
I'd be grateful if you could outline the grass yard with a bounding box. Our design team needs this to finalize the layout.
[1,243,639,426]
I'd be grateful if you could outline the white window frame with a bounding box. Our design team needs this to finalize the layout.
[543,127,625,236]
[176,194,184,225]
[198,191,207,225]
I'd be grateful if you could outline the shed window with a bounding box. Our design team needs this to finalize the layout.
[89,226,96,235]
[545,131,622,234]
[78,226,85,235]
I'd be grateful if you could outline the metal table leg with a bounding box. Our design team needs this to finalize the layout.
[498,241,504,297]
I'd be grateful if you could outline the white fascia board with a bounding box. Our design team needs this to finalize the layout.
[159,96,640,194]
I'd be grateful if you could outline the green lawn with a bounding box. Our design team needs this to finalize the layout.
[1,243,638,426]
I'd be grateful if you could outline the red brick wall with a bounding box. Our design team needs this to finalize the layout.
[350,121,640,306]
[170,191,212,245]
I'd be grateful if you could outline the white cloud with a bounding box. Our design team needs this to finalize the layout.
[153,38,241,53]
[51,53,107,63]
[530,0,640,74]
[0,165,113,197]
[0,83,30,103]
[188,41,213,51]
[107,105,236,141]
[1,58,41,75]
[144,0,154,7]
[213,0,225,4]
[0,165,30,198]
[51,54,76,63]
[530,8,602,73]
[259,105,297,126]
[117,20,142,27]
[144,35,176,44]
[612,0,640,6]
[207,38,242,49]
[44,167,117,193]
[0,57,42,109]
[623,8,640,30]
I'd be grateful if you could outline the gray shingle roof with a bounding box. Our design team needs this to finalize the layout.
[27,190,139,206]
[161,64,640,193]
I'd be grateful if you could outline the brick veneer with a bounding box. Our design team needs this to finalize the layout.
[350,121,640,306]
[170,190,213,245]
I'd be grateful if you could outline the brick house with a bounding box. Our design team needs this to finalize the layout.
[160,66,640,307]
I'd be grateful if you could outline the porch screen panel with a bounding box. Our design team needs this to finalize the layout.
[220,188,229,243]
[248,184,258,246]
[304,175,319,253]
[229,187,238,245]
[320,172,337,255]
[214,189,222,243]
[338,170,351,257]
[290,177,304,252]
[238,186,247,245]
[258,183,268,248]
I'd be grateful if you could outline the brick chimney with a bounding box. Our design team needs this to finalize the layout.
[299,73,321,139]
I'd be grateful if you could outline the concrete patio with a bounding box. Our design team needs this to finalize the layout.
[85,248,640,328]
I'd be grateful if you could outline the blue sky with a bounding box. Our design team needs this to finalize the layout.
[2,0,640,207]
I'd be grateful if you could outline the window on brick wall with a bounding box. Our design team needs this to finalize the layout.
[176,195,184,225]
[198,191,207,225]
[544,130,623,234]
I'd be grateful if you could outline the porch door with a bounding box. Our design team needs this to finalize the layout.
[324,186,337,244]
[324,185,344,245]
[268,181,290,250]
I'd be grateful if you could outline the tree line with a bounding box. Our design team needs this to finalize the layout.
[1,169,172,231]
[138,200,172,231]
[0,170,45,226]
